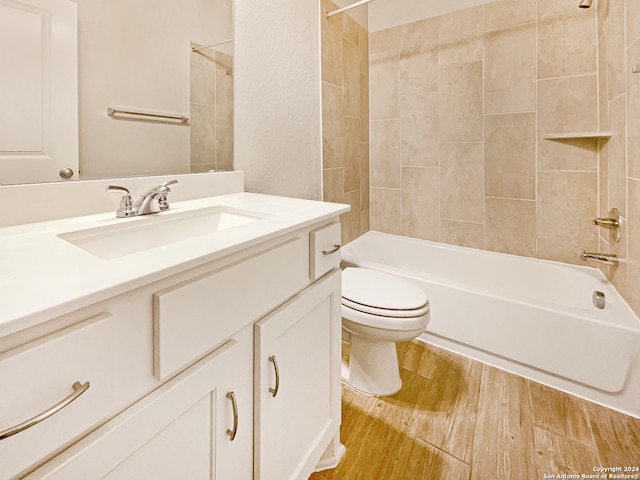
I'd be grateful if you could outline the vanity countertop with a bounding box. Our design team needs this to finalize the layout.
[0,192,349,338]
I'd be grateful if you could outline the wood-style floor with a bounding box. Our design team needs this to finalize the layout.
[310,340,640,480]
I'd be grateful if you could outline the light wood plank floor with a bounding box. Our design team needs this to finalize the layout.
[310,340,640,480]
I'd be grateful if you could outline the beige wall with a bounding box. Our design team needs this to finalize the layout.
[368,0,640,316]
[321,0,370,244]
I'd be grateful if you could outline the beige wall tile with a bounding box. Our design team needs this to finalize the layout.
[628,179,640,315]
[215,126,233,171]
[361,209,370,235]
[322,81,344,169]
[370,26,401,54]
[628,179,640,261]
[484,23,536,114]
[344,116,361,192]
[599,138,610,217]
[360,26,369,75]
[484,113,536,200]
[370,188,402,234]
[538,75,598,135]
[602,0,626,100]
[438,6,483,66]
[537,171,598,264]
[370,52,400,120]
[400,91,439,167]
[440,220,485,250]
[343,38,361,117]
[360,73,369,143]
[215,70,233,127]
[323,167,345,203]
[484,0,536,32]
[190,50,216,106]
[401,17,439,56]
[485,198,536,257]
[598,33,610,130]
[400,50,438,94]
[538,137,598,171]
[627,0,640,47]
[598,214,628,299]
[537,0,590,20]
[321,6,343,86]
[360,142,370,208]
[440,142,484,223]
[342,190,362,245]
[607,95,627,217]
[190,162,215,173]
[537,9,597,79]
[370,119,401,188]
[627,40,640,180]
[401,167,440,241]
[439,62,483,143]
[342,13,360,47]
[190,103,215,165]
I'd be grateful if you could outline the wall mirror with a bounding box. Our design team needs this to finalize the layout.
[0,0,233,185]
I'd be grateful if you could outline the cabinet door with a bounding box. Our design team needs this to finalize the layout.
[255,270,342,480]
[29,326,253,480]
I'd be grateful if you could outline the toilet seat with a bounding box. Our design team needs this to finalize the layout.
[342,267,429,319]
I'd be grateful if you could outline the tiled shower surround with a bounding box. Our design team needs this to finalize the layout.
[322,0,370,245]
[365,0,640,316]
[190,48,234,173]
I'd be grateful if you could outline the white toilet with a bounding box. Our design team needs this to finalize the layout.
[341,267,430,396]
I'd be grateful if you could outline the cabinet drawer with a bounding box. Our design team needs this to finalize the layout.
[153,237,309,380]
[310,222,341,281]
[0,313,117,479]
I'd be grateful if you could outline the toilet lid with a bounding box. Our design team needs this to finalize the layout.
[342,268,428,313]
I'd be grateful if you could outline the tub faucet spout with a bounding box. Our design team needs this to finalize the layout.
[580,250,619,266]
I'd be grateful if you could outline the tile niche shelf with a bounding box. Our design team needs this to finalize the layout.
[542,131,613,139]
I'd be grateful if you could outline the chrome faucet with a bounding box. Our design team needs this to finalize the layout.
[106,179,178,218]
[580,250,619,266]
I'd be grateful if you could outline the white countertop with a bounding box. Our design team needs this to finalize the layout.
[0,192,349,338]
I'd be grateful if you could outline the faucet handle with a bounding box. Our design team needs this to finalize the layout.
[106,185,137,218]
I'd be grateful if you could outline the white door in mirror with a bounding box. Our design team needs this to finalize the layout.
[0,0,78,184]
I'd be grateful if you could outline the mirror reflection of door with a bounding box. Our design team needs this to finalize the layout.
[0,0,78,184]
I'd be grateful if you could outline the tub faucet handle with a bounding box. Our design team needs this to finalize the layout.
[592,208,620,243]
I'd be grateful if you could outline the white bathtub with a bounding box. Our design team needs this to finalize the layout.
[341,231,640,418]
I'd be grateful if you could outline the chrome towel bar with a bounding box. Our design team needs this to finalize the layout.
[107,107,189,124]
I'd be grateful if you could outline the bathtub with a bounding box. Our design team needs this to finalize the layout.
[341,231,640,418]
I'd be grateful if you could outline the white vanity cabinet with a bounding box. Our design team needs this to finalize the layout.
[255,270,342,480]
[30,325,254,480]
[0,211,345,480]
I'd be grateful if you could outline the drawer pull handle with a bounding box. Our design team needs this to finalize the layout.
[0,381,90,441]
[226,391,239,441]
[268,355,280,397]
[322,244,341,256]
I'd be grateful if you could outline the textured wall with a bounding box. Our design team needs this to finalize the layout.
[233,0,322,200]
[321,0,370,245]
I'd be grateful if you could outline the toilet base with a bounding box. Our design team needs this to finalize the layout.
[343,335,402,396]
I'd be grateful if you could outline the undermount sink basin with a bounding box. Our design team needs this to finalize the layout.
[58,206,267,260]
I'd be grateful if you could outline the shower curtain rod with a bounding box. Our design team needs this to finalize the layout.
[191,39,233,52]
[325,0,375,18]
